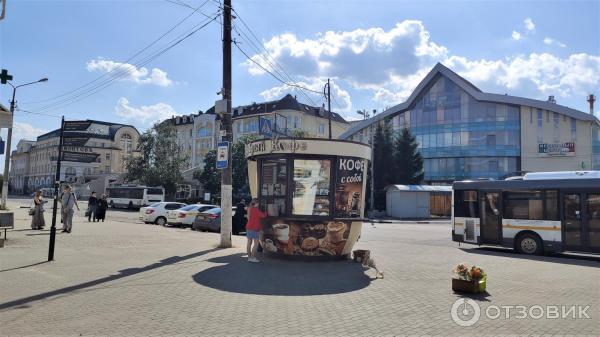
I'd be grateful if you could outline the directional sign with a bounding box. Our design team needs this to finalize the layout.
[259,117,272,137]
[62,137,90,147]
[62,151,99,163]
[63,121,92,132]
[0,139,4,155]
[0,69,12,84]
[216,141,229,169]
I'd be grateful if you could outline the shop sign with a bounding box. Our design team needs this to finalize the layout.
[61,151,99,163]
[538,142,575,157]
[335,157,366,218]
[245,139,308,157]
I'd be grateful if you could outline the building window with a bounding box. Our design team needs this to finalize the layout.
[120,134,133,155]
[293,116,302,129]
[530,110,533,124]
[105,154,110,161]
[553,112,560,142]
[571,118,577,142]
[105,166,110,173]
[546,111,549,123]
[318,123,325,135]
[83,167,92,176]
[65,167,76,178]
[537,109,543,143]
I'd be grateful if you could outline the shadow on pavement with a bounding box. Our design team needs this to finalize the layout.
[0,261,50,273]
[192,253,372,296]
[0,248,220,311]
[460,247,600,267]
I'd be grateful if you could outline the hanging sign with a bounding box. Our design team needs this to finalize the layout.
[216,141,229,169]
[62,151,99,163]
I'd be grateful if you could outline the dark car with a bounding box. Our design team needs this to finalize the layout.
[192,207,244,233]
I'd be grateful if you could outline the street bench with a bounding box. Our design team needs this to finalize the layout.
[0,211,15,240]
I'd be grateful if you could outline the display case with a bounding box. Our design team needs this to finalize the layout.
[246,138,371,259]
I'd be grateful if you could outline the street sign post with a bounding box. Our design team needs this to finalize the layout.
[217,141,229,169]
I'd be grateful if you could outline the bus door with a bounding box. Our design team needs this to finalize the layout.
[479,191,502,244]
[562,192,600,253]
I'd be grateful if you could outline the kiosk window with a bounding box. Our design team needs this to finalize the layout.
[293,159,331,216]
[260,159,287,216]
[454,190,479,217]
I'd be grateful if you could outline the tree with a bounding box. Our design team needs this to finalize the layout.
[372,121,394,210]
[393,128,424,185]
[290,129,307,138]
[231,135,257,201]
[194,149,221,199]
[125,122,188,199]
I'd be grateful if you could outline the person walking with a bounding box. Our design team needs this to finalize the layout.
[61,185,80,233]
[233,199,247,235]
[30,190,46,230]
[95,194,108,222]
[87,191,98,222]
[246,198,266,263]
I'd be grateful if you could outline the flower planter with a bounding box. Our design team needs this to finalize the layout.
[452,276,486,293]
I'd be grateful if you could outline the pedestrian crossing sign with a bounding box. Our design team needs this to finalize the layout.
[259,117,272,137]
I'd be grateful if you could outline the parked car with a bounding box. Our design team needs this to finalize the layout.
[166,204,218,227]
[139,202,187,226]
[192,207,243,233]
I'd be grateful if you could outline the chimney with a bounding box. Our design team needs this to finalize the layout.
[587,94,596,114]
[547,95,556,103]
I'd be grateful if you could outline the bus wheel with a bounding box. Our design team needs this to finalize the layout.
[128,201,133,210]
[516,233,543,255]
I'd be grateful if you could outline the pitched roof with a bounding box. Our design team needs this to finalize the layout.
[340,62,599,139]
[233,94,348,124]
[0,103,9,112]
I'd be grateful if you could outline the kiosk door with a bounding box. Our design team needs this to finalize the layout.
[480,192,502,244]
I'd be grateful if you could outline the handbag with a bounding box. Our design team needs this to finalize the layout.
[28,208,35,216]
[85,209,91,217]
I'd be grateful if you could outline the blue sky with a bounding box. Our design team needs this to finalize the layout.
[1,0,599,150]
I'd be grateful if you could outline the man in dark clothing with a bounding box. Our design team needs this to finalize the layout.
[88,192,98,222]
[233,199,247,235]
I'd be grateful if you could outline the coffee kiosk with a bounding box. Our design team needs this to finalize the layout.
[245,138,371,259]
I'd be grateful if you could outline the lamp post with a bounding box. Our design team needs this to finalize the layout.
[357,109,374,215]
[1,77,48,208]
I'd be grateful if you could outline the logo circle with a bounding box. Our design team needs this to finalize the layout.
[451,298,481,327]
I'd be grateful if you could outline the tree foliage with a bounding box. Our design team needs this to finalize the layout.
[372,121,394,210]
[125,122,187,199]
[393,128,424,185]
[194,149,221,199]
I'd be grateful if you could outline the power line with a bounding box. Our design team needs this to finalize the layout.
[15,108,61,118]
[27,13,220,114]
[21,0,215,106]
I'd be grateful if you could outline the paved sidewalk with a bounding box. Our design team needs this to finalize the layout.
[0,201,599,336]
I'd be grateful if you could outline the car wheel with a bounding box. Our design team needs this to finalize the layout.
[155,217,167,226]
[109,201,115,208]
[516,233,543,255]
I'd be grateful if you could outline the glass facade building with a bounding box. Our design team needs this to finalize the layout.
[391,76,520,182]
[593,124,600,170]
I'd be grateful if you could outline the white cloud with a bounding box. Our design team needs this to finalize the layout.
[543,37,567,48]
[115,98,178,124]
[259,78,353,114]
[13,122,48,142]
[524,17,535,32]
[243,20,600,110]
[511,31,522,41]
[87,58,174,87]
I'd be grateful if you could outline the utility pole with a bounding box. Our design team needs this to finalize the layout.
[48,117,65,261]
[324,79,332,139]
[219,0,233,248]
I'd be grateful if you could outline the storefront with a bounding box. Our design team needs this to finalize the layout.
[245,138,371,259]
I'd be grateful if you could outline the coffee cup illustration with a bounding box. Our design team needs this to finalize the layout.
[326,222,346,243]
[272,223,289,243]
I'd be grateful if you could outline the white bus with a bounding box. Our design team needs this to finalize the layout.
[107,186,165,210]
[452,172,600,255]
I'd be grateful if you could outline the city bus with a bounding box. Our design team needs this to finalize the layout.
[452,171,600,255]
[106,186,165,210]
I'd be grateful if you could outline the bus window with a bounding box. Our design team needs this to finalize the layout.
[454,190,479,217]
[146,188,163,195]
[503,191,544,220]
[545,190,558,220]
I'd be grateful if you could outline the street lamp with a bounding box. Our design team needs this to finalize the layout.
[1,77,49,208]
[357,109,375,215]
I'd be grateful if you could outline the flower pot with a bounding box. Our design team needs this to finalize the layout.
[452,276,486,293]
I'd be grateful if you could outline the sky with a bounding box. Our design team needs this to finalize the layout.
[1,0,599,154]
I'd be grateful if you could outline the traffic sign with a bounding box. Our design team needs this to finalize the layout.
[259,117,272,137]
[0,138,4,155]
[216,141,229,169]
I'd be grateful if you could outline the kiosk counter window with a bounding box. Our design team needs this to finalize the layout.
[292,159,331,216]
[260,158,287,217]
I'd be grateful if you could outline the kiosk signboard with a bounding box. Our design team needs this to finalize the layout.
[335,157,366,218]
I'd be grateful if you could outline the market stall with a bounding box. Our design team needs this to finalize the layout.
[245,138,371,259]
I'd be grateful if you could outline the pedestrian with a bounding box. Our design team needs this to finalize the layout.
[30,190,46,230]
[60,185,80,233]
[95,194,108,222]
[246,198,266,263]
[87,191,98,222]
[233,199,247,235]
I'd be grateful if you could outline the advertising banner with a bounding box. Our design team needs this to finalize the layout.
[335,156,366,218]
[62,151,99,163]
[538,142,576,157]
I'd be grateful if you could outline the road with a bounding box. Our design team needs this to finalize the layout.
[0,199,598,336]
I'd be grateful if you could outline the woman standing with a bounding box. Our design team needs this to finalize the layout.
[31,190,46,230]
[246,198,266,263]
[95,194,109,222]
